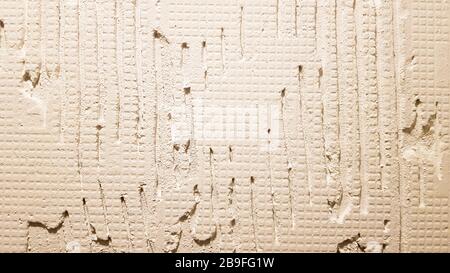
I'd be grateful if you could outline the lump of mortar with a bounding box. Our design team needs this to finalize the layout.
[337,234,365,253]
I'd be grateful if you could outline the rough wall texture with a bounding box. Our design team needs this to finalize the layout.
[0,0,448,253]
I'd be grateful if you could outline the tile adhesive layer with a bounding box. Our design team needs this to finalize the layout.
[0,0,448,253]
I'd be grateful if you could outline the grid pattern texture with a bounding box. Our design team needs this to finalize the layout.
[0,0,448,252]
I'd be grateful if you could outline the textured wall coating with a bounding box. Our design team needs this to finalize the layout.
[0,0,448,253]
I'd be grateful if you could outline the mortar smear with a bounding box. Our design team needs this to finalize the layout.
[0,0,448,253]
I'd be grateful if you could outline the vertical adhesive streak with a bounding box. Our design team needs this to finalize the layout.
[276,0,279,38]
[354,0,368,215]
[82,198,94,252]
[134,0,144,152]
[418,164,426,207]
[294,0,298,37]
[115,0,123,142]
[58,0,65,143]
[298,66,312,205]
[266,127,278,244]
[139,186,154,252]
[334,0,343,206]
[319,67,328,182]
[39,0,46,68]
[0,20,4,47]
[220,28,225,72]
[22,0,28,49]
[76,0,84,192]
[391,0,403,252]
[201,41,208,90]
[280,89,295,228]
[120,196,134,252]
[250,177,258,251]
[209,148,218,224]
[372,0,383,190]
[95,0,104,164]
[98,181,111,240]
[151,29,170,200]
[314,0,318,52]
[240,5,244,58]
[152,32,160,197]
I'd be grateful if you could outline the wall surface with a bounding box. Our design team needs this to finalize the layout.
[0,0,448,253]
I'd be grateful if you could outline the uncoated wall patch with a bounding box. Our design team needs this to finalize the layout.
[0,0,448,253]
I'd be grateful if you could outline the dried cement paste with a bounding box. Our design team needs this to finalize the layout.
[0,0,448,253]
